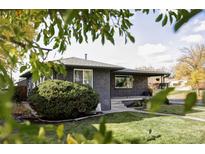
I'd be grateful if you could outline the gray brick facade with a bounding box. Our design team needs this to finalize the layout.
[54,67,111,111]
[93,69,111,111]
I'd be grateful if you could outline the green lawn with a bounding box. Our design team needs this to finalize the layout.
[21,111,205,144]
[143,104,205,118]
[145,104,185,115]
[186,106,205,119]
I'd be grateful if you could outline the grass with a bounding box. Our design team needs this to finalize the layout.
[142,103,205,118]
[143,104,205,116]
[20,111,205,144]
[148,104,185,115]
[186,106,205,119]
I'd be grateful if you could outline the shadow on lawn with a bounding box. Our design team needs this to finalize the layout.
[63,112,158,140]
[62,112,162,143]
[62,107,205,142]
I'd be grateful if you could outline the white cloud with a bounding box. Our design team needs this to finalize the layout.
[180,34,204,43]
[193,21,205,32]
[137,43,167,56]
[135,43,174,68]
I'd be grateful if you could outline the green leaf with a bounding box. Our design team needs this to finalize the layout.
[162,15,168,27]
[184,92,197,112]
[32,71,39,81]
[142,9,149,15]
[149,88,174,112]
[65,10,76,24]
[36,32,41,42]
[50,24,55,36]
[38,127,46,139]
[101,35,105,45]
[155,14,163,22]
[99,118,106,135]
[53,41,59,49]
[169,13,173,24]
[59,41,66,52]
[20,65,27,73]
[104,131,112,143]
[174,9,202,32]
[56,124,64,140]
[127,33,135,43]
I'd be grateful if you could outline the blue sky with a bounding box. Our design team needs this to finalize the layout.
[15,10,205,80]
[51,10,205,68]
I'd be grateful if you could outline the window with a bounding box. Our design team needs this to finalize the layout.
[74,69,93,87]
[115,75,133,88]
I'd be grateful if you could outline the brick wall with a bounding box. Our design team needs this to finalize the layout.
[93,69,111,111]
[54,67,111,111]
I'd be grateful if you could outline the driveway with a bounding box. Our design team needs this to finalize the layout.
[169,99,204,106]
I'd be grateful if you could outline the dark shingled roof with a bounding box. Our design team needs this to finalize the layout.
[56,57,124,69]
[20,57,170,78]
[114,68,170,76]
[20,57,123,77]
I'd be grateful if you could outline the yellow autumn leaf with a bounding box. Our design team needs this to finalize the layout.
[56,124,64,140]
[66,134,78,144]
[38,127,46,139]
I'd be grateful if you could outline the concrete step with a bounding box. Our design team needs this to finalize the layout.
[111,104,127,108]
[111,104,125,107]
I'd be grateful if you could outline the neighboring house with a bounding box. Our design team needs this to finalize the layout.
[20,56,170,111]
[148,76,169,90]
[199,81,205,90]
[168,79,192,91]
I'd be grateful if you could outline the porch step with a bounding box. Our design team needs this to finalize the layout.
[111,101,127,110]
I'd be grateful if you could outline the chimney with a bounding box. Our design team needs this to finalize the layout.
[85,53,87,60]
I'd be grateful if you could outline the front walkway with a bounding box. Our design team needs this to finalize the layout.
[111,96,151,102]
[105,100,205,122]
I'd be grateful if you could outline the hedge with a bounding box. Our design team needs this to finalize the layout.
[28,80,99,120]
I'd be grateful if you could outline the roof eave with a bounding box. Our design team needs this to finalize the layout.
[114,70,170,77]
[63,64,124,70]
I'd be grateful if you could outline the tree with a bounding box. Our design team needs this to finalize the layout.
[0,10,135,82]
[175,44,205,95]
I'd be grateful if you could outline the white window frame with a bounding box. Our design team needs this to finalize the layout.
[115,75,134,89]
[73,69,93,88]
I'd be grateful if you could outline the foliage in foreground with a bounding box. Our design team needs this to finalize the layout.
[1,9,205,143]
[27,117,113,144]
[28,80,99,120]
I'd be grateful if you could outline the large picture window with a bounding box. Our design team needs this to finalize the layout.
[115,75,133,88]
[74,69,93,87]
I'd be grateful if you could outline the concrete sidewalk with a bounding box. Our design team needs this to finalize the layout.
[104,101,205,122]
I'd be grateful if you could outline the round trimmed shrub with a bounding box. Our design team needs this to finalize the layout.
[28,80,99,120]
